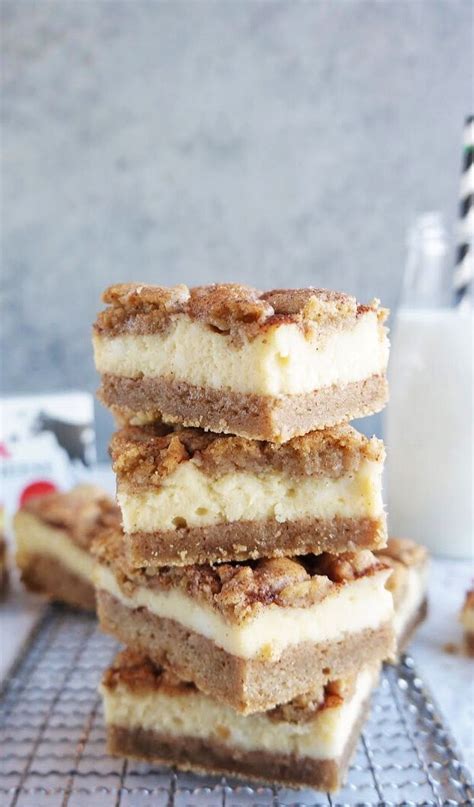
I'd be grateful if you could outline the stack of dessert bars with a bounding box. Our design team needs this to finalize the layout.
[92,282,395,792]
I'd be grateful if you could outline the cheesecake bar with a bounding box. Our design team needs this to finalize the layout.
[15,485,119,611]
[94,530,394,713]
[377,537,428,655]
[110,422,386,567]
[460,588,474,657]
[93,283,389,442]
[101,650,380,792]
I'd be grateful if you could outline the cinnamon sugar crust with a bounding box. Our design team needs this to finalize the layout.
[106,721,364,791]
[99,372,388,443]
[123,515,386,568]
[21,485,120,551]
[109,422,383,489]
[94,282,387,343]
[93,527,388,625]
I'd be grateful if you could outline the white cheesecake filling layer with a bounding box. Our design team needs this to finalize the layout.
[94,312,388,396]
[101,666,377,760]
[15,512,94,583]
[118,459,384,533]
[96,565,393,661]
[393,565,428,641]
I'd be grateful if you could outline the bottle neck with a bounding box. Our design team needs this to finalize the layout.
[400,213,450,309]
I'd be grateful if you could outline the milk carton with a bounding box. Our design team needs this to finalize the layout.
[0,392,96,524]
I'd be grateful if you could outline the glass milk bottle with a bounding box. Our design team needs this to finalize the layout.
[385,214,473,558]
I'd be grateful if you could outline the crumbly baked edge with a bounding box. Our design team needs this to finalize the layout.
[19,551,96,612]
[99,373,388,442]
[96,591,394,714]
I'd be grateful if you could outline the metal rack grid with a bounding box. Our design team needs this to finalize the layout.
[0,605,472,807]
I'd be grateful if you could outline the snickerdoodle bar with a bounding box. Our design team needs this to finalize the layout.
[93,283,389,442]
[101,649,380,791]
[93,529,394,713]
[15,485,119,611]
[109,422,386,567]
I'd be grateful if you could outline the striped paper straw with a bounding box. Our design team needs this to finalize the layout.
[454,115,474,304]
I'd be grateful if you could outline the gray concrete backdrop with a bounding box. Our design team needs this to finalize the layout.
[1,0,472,457]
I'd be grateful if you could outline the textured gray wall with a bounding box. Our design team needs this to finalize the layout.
[1,0,472,457]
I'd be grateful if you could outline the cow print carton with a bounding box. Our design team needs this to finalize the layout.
[0,392,96,524]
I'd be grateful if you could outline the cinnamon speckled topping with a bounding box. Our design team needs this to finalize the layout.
[93,527,389,624]
[110,422,384,489]
[267,673,368,724]
[102,650,195,696]
[376,538,428,605]
[102,649,364,722]
[94,282,387,341]
[21,485,121,551]
[377,537,428,569]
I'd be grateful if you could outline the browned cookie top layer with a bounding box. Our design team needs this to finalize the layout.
[377,537,428,569]
[93,527,388,624]
[376,537,428,607]
[110,422,383,489]
[22,485,120,551]
[94,282,387,342]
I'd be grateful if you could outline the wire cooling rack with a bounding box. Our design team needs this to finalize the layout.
[0,605,472,807]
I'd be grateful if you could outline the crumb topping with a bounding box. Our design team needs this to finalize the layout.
[93,529,389,624]
[377,537,428,569]
[102,649,366,722]
[94,282,387,342]
[21,485,121,551]
[375,538,428,606]
[102,649,194,696]
[267,675,361,723]
[109,422,384,488]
